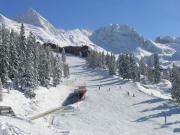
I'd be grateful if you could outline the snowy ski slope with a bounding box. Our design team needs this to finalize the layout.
[0,56,180,135]
[34,56,180,135]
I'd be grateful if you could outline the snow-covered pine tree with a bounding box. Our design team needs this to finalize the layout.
[0,78,2,101]
[171,64,180,103]
[86,50,91,65]
[134,66,140,82]
[63,63,70,78]
[105,53,111,68]
[128,54,137,80]
[153,53,161,83]
[123,53,130,79]
[117,54,124,78]
[139,57,146,76]
[108,53,116,75]
[146,57,154,82]
[101,51,106,68]
[8,30,18,81]
[0,24,10,85]
[16,24,28,91]
[38,46,51,87]
[95,51,100,67]
[117,53,139,81]
[62,48,66,63]
[86,50,96,68]
[52,54,62,86]
[23,32,37,91]
[170,64,177,85]
[147,67,154,82]
[32,38,40,87]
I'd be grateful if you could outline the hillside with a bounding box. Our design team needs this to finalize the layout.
[0,55,179,134]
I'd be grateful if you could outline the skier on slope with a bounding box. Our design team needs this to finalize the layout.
[127,91,129,96]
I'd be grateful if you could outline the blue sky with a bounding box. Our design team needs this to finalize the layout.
[0,0,180,39]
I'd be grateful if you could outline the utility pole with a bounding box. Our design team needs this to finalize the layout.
[164,111,167,126]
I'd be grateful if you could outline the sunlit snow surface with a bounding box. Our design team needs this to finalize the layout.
[0,56,180,135]
[47,56,180,135]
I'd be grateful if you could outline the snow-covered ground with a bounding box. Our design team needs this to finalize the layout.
[136,79,172,100]
[1,55,180,135]
[34,56,180,135]
[0,116,66,135]
[0,81,72,118]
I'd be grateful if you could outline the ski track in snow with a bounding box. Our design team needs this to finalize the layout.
[48,55,180,135]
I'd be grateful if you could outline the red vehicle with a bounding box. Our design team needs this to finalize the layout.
[62,85,87,106]
[74,85,87,100]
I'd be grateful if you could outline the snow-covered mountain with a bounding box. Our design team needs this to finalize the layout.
[14,8,58,35]
[155,36,180,61]
[90,24,145,53]
[0,8,180,65]
[90,24,177,64]
[0,9,104,51]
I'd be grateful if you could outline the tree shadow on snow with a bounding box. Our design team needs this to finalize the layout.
[99,77,120,83]
[132,98,180,133]
[134,105,180,122]
[140,103,170,113]
[89,75,110,82]
[174,128,180,133]
[87,79,128,88]
[133,98,164,106]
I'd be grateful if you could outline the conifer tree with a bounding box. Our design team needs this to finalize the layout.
[32,39,40,87]
[123,53,130,79]
[0,78,2,101]
[63,64,70,78]
[117,54,124,77]
[0,24,10,85]
[101,51,106,68]
[153,53,161,83]
[87,50,96,68]
[129,54,137,80]
[8,30,18,81]
[38,46,50,87]
[108,53,116,75]
[171,64,180,103]
[52,54,62,86]
[23,32,36,90]
[17,24,28,91]
[62,48,66,63]
[105,53,111,67]
[139,57,146,76]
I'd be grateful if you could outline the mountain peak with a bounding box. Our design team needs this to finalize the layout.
[90,24,145,53]
[13,8,59,34]
[14,8,45,28]
[25,8,42,20]
[26,8,39,14]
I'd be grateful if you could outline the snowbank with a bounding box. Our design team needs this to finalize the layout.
[0,84,72,118]
[136,79,172,100]
[0,116,64,135]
